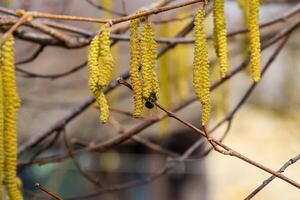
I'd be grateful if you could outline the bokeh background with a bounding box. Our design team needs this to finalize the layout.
[1,0,300,199]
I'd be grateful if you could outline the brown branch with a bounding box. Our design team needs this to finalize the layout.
[62,128,105,187]
[16,60,87,79]
[27,0,203,24]
[29,130,60,161]
[15,44,46,65]
[244,154,300,200]
[35,183,63,200]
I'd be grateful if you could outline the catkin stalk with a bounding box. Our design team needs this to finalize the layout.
[213,0,228,78]
[1,36,23,200]
[129,18,143,117]
[193,8,211,125]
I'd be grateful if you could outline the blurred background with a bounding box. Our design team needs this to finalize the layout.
[1,0,300,199]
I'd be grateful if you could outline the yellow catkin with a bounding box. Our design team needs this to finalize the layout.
[98,26,114,88]
[248,0,261,82]
[6,177,23,200]
[99,0,119,105]
[129,18,143,117]
[141,20,159,102]
[1,36,23,200]
[87,26,114,123]
[87,34,101,96]
[193,8,211,126]
[0,65,3,197]
[213,0,228,78]
[96,92,109,123]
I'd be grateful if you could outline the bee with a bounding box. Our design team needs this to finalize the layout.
[145,92,157,109]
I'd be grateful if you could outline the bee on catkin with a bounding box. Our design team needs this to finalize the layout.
[213,0,229,78]
[140,19,159,106]
[1,36,23,200]
[193,8,211,126]
[129,18,143,117]
[248,0,261,82]
[87,25,114,123]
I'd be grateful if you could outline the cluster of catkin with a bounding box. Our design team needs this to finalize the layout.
[0,36,23,199]
[193,0,261,125]
[129,18,159,117]
[88,1,261,126]
[88,25,114,123]
[87,18,160,122]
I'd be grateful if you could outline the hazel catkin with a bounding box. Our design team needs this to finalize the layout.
[1,36,23,200]
[87,34,101,96]
[96,91,109,123]
[98,26,114,88]
[248,0,261,82]
[129,18,143,117]
[0,64,4,197]
[193,8,211,125]
[87,25,114,123]
[213,0,229,78]
[140,20,159,103]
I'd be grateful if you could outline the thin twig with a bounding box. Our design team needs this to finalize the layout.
[62,128,105,187]
[35,183,64,200]
[15,45,46,65]
[244,154,300,199]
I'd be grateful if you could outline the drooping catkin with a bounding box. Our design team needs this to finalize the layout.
[193,8,211,126]
[0,66,4,197]
[213,0,228,78]
[87,34,101,96]
[96,92,109,123]
[99,0,119,105]
[98,26,114,88]
[87,26,114,123]
[129,18,143,117]
[1,36,23,200]
[248,0,261,82]
[140,20,159,102]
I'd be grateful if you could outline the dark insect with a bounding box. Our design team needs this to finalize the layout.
[145,92,157,109]
[145,101,154,109]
